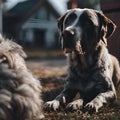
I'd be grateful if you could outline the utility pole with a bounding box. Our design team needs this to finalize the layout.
[0,0,3,34]
[0,0,6,34]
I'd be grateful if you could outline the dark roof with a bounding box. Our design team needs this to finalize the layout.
[5,0,61,23]
[4,0,61,28]
[8,0,42,16]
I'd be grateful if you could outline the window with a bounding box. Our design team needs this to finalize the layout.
[33,7,50,20]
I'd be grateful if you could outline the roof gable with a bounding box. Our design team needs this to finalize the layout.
[29,6,56,21]
[9,0,39,16]
[7,0,66,18]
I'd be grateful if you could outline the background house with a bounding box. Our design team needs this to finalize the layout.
[3,0,67,48]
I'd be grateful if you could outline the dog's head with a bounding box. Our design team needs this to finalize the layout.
[58,8,116,54]
[0,35,27,69]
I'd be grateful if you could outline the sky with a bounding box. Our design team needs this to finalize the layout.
[48,0,67,14]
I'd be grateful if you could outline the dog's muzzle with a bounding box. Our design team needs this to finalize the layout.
[62,29,75,53]
[61,29,85,54]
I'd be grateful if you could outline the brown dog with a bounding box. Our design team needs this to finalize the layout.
[0,35,44,120]
[44,8,120,113]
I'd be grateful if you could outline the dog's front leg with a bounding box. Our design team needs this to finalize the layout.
[44,85,78,112]
[84,90,116,113]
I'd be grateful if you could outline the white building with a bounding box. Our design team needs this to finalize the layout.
[4,0,67,48]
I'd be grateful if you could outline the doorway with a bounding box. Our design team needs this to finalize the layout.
[34,29,46,47]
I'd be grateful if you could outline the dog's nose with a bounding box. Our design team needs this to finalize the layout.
[62,29,75,38]
[62,29,75,50]
[66,28,75,35]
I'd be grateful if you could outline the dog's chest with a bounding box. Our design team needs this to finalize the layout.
[79,79,96,92]
[69,53,94,72]
[68,53,98,92]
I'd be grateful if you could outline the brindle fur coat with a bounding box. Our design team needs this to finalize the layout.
[44,8,120,113]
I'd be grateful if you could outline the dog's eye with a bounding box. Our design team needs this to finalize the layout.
[65,18,71,25]
[65,13,77,26]
[85,19,93,26]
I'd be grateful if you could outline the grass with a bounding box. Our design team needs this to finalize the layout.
[32,66,67,79]
[43,104,120,120]
[25,48,64,59]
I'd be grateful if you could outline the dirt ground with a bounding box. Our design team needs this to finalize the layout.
[26,58,67,78]
[26,58,120,120]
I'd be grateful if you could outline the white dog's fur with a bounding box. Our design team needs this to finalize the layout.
[0,35,44,120]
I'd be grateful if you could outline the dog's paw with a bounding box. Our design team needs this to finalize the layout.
[44,100,60,112]
[84,101,101,114]
[66,99,83,112]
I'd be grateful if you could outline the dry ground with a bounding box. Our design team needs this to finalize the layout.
[26,53,120,120]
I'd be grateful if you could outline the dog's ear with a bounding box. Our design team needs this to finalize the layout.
[16,48,27,58]
[9,41,27,58]
[96,11,116,44]
[57,10,70,31]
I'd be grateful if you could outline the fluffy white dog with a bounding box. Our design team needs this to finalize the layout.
[0,35,44,120]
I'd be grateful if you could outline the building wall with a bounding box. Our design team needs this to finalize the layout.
[100,0,120,61]
[19,7,58,48]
